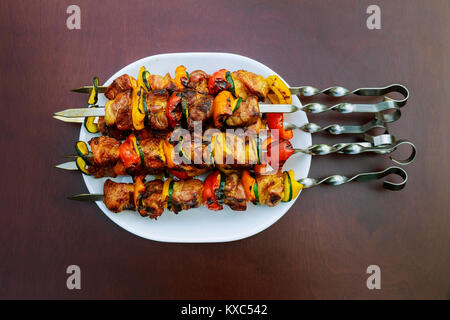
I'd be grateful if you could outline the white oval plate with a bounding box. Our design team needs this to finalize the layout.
[79,52,311,243]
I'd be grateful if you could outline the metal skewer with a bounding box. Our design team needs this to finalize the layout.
[53,104,298,119]
[73,84,409,106]
[290,84,409,106]
[55,133,417,173]
[66,166,408,203]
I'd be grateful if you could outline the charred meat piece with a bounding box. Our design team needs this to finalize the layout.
[146,90,169,131]
[104,75,134,100]
[87,165,117,179]
[187,70,209,94]
[103,179,135,213]
[225,96,259,127]
[139,137,166,171]
[141,180,164,219]
[224,174,247,211]
[182,90,214,130]
[231,70,269,101]
[149,73,177,91]
[256,171,285,207]
[98,117,131,140]
[89,136,120,167]
[104,91,133,131]
[171,179,203,213]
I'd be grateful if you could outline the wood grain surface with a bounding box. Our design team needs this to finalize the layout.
[0,0,449,299]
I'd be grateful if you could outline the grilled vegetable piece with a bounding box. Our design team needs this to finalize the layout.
[266,75,292,104]
[119,135,141,169]
[166,92,182,128]
[203,171,223,211]
[267,113,293,140]
[241,170,256,203]
[132,87,146,130]
[84,106,100,133]
[174,65,189,90]
[75,157,90,175]
[88,77,99,105]
[75,141,91,165]
[212,90,234,128]
[208,69,231,95]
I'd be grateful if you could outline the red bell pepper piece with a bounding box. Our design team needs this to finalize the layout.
[208,69,231,95]
[119,135,140,169]
[166,92,182,128]
[267,113,294,140]
[203,171,223,211]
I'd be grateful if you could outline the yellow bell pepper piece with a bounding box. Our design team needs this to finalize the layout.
[266,75,292,104]
[289,170,303,199]
[132,87,146,130]
[162,178,173,208]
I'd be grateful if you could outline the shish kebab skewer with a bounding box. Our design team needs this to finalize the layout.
[55,66,408,135]
[68,167,407,219]
[56,130,416,179]
[71,66,409,109]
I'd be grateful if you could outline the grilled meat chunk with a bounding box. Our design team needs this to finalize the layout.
[98,117,131,140]
[224,174,247,211]
[182,90,214,130]
[139,137,166,171]
[256,171,285,207]
[146,90,169,130]
[103,179,134,213]
[104,91,133,131]
[149,73,177,91]
[89,136,120,166]
[225,96,259,127]
[187,70,209,94]
[171,179,203,213]
[104,75,134,100]
[231,70,269,101]
[141,180,164,219]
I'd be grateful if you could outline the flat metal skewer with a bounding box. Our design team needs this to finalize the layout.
[54,104,299,118]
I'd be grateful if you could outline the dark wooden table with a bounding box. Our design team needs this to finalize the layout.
[0,0,449,299]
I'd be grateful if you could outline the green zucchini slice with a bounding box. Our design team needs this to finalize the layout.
[254,180,259,205]
[88,77,99,105]
[217,172,226,205]
[287,171,293,202]
[142,70,151,91]
[167,180,175,211]
[226,71,235,96]
[84,106,100,133]
[75,141,92,165]
[75,157,90,175]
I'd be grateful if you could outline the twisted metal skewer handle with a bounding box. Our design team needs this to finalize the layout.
[298,166,408,191]
[293,140,417,165]
[286,118,387,135]
[290,84,409,107]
